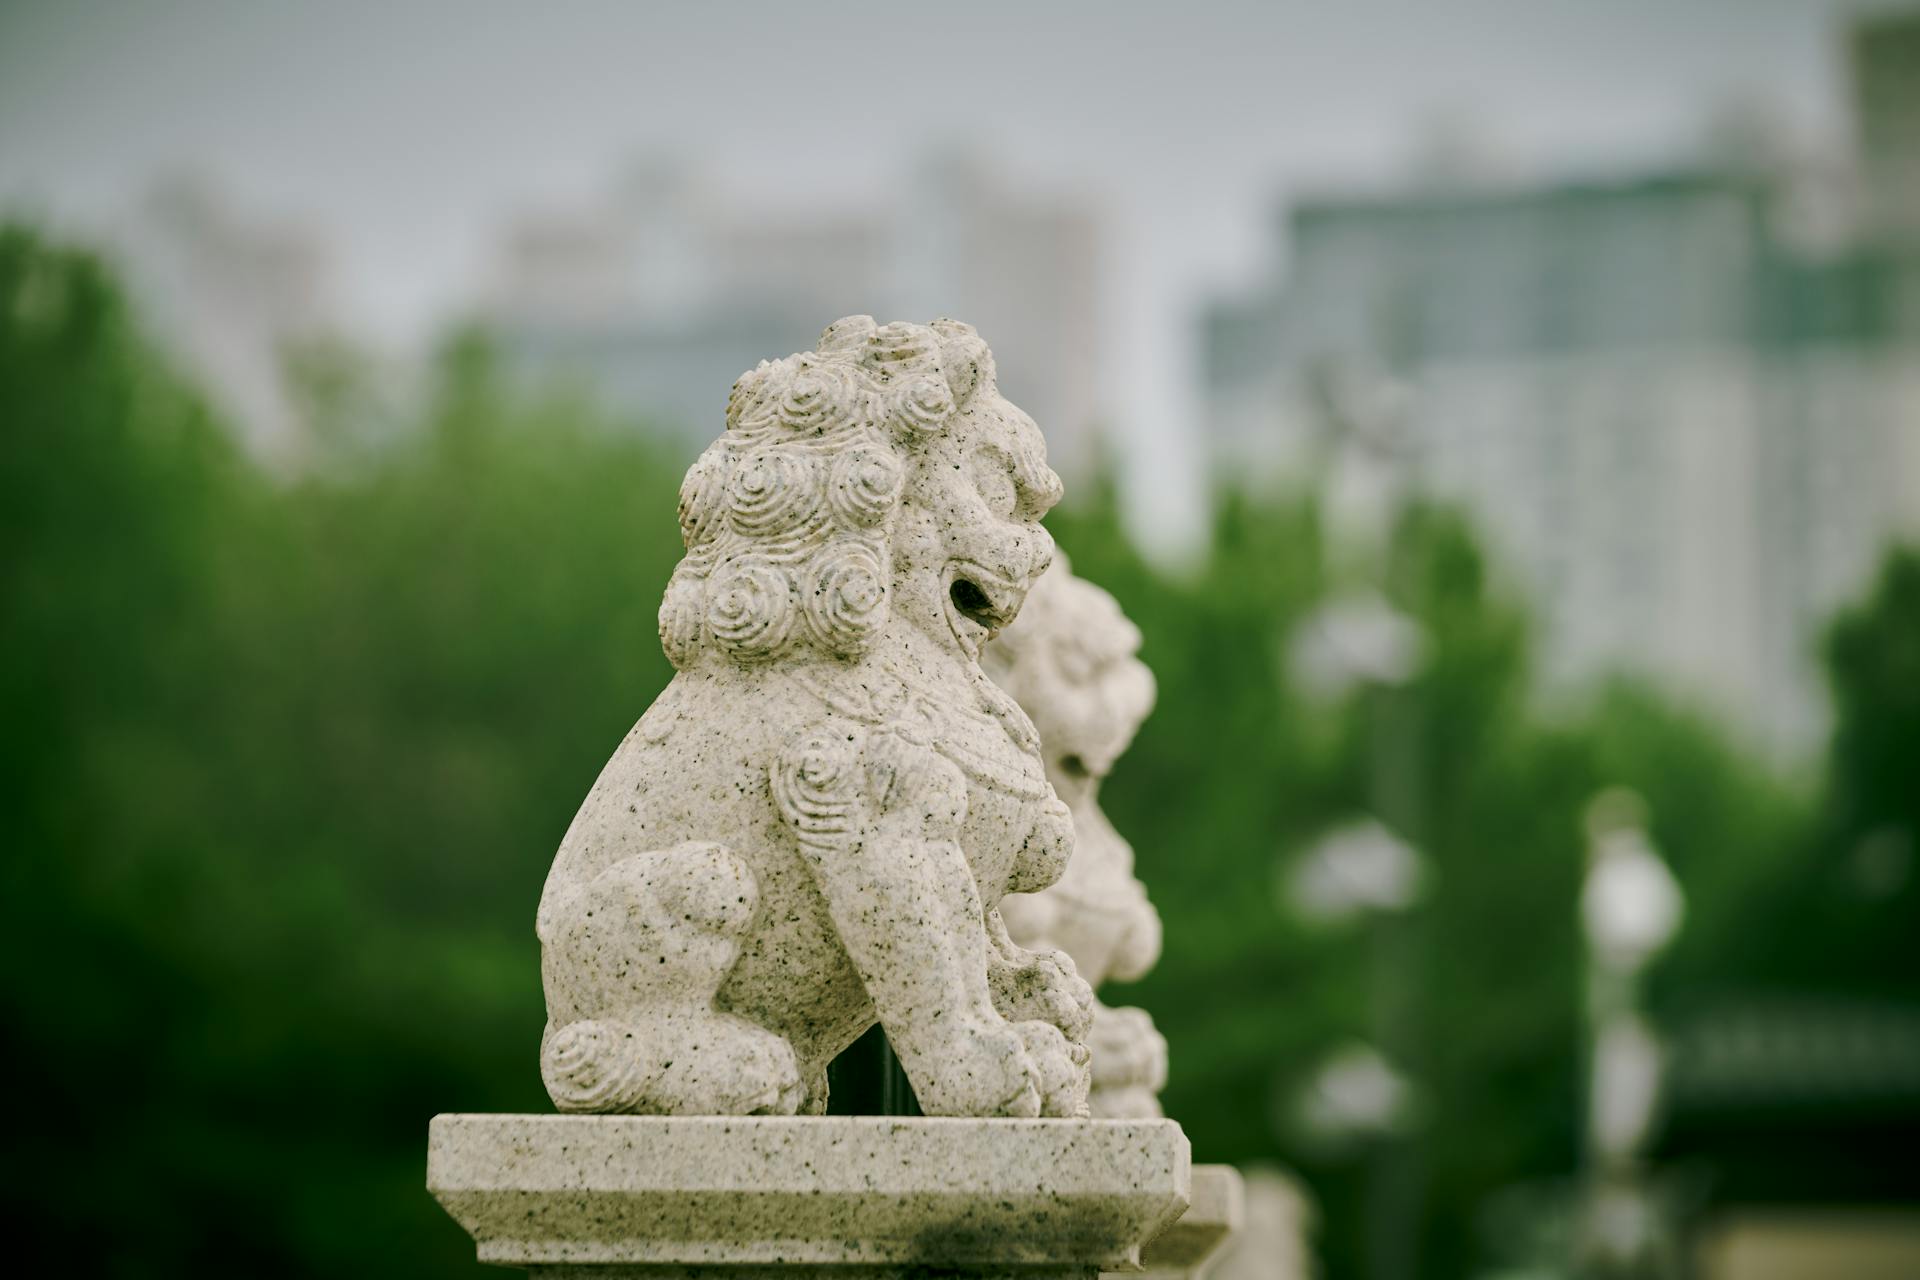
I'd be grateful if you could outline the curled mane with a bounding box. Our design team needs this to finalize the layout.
[660,316,997,669]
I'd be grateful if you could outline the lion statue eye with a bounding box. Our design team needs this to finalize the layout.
[972,454,1018,519]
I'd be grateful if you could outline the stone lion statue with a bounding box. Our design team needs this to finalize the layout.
[984,553,1168,1117]
[536,316,1094,1118]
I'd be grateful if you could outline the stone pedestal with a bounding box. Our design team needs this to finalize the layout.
[429,1115,1191,1278]
[1110,1166,1243,1280]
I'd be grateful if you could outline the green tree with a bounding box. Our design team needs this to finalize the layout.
[1695,547,1920,1002]
[1,227,693,1276]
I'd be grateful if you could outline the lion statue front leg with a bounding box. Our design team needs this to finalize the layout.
[983,906,1096,1118]
[773,721,1092,1118]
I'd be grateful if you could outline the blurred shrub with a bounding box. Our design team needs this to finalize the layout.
[1,227,683,1275]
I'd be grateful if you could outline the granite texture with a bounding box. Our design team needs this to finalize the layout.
[984,557,1168,1117]
[1204,1166,1315,1280]
[428,1114,1191,1276]
[536,317,1096,1119]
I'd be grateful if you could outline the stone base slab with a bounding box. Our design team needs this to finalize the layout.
[1123,1165,1244,1280]
[429,1114,1191,1276]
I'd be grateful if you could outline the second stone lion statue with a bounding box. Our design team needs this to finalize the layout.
[536,316,1095,1118]
[984,553,1170,1117]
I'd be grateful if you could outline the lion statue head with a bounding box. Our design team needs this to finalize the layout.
[659,315,1063,672]
[984,551,1158,785]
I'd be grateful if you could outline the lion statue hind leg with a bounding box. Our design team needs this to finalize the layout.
[536,840,803,1115]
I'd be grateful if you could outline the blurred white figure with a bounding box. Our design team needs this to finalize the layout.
[1206,1165,1318,1280]
[1289,357,1429,706]
[1287,819,1428,924]
[1575,788,1686,1279]
[1287,591,1428,702]
[1282,358,1432,1280]
[1297,1041,1418,1144]
[1590,1013,1664,1164]
[1581,789,1685,974]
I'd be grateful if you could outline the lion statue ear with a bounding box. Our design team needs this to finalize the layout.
[932,318,994,409]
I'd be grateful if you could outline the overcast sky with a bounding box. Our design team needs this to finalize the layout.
[0,0,1874,542]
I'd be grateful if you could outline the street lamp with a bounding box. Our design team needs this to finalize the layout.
[1574,788,1685,1280]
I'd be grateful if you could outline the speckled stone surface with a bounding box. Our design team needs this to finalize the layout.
[1116,1165,1245,1280]
[428,1114,1191,1275]
[984,557,1168,1118]
[1204,1166,1314,1280]
[535,317,1096,1119]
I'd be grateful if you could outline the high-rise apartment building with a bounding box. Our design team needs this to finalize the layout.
[1202,23,1920,752]
[485,152,1105,478]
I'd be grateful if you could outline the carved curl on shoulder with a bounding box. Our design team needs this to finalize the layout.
[661,316,1000,671]
[770,721,968,850]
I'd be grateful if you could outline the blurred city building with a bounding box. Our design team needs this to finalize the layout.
[111,173,341,463]
[480,151,1105,478]
[1202,13,1920,754]
[1853,9,1920,252]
